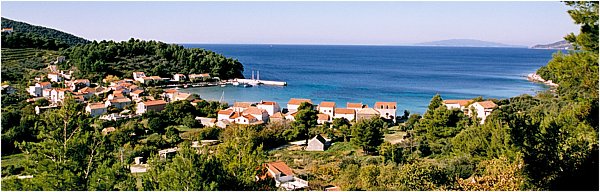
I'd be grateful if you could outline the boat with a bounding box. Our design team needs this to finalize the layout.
[243,84,252,88]
[221,85,226,87]
[183,85,189,88]
[232,82,240,86]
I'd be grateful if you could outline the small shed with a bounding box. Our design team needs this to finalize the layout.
[306,135,328,151]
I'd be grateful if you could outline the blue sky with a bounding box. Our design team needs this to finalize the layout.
[1,1,578,46]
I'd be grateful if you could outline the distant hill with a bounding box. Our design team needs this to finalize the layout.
[1,17,89,46]
[531,40,573,50]
[415,39,526,48]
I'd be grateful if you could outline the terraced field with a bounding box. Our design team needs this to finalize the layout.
[1,48,59,83]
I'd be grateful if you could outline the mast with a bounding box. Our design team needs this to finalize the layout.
[257,70,260,81]
[251,70,255,80]
[219,90,224,103]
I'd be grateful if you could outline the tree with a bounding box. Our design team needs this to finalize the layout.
[427,94,443,112]
[291,102,318,145]
[332,117,352,141]
[351,117,385,154]
[141,146,227,190]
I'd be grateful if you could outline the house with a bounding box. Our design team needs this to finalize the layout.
[102,127,116,135]
[317,114,330,124]
[333,108,356,121]
[78,87,96,99]
[158,147,178,159]
[287,98,312,112]
[69,79,90,91]
[468,101,497,124]
[189,73,211,81]
[163,89,179,102]
[356,108,381,121]
[306,135,328,151]
[28,82,52,97]
[443,99,472,114]
[374,102,397,122]
[233,102,253,112]
[99,113,124,121]
[174,92,193,102]
[257,101,281,116]
[285,111,298,121]
[173,74,186,82]
[86,103,107,117]
[318,101,336,120]
[132,72,146,82]
[217,109,234,122]
[48,73,63,82]
[2,27,14,33]
[105,97,132,109]
[130,90,145,101]
[215,119,231,128]
[1,85,16,94]
[347,102,368,111]
[42,88,53,98]
[50,88,71,103]
[260,161,308,190]
[270,112,286,122]
[243,107,270,122]
[195,117,217,127]
[232,112,263,125]
[136,100,168,114]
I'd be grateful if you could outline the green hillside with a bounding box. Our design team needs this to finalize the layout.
[1,17,89,46]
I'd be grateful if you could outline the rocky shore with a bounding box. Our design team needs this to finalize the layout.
[527,73,559,87]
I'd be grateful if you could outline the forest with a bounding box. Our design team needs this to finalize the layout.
[1,1,598,191]
[1,17,89,46]
[61,39,245,82]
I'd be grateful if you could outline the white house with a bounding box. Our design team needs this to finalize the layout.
[306,135,328,151]
[136,100,167,115]
[28,82,52,97]
[173,74,186,82]
[86,103,107,117]
[243,107,270,122]
[374,102,397,122]
[233,113,262,125]
[50,88,71,103]
[257,101,281,116]
[443,99,472,114]
[105,97,132,109]
[318,101,336,120]
[287,98,312,112]
[69,79,90,91]
[173,93,193,102]
[132,72,146,82]
[260,161,308,190]
[333,108,356,121]
[217,109,234,122]
[130,90,145,101]
[48,73,63,82]
[468,101,497,124]
[189,73,211,81]
[195,117,217,127]
[317,113,330,124]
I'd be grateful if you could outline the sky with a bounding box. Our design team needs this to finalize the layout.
[1,1,579,46]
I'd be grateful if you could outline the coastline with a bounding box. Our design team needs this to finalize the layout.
[527,73,559,87]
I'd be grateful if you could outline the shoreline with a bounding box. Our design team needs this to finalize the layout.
[527,73,559,87]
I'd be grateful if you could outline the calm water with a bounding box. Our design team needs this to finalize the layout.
[181,44,558,114]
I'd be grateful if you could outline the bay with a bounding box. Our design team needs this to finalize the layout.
[181,44,559,114]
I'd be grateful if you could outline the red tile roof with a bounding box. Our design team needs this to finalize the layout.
[477,101,497,109]
[131,90,144,95]
[288,98,312,105]
[347,102,366,109]
[88,103,106,109]
[38,82,51,86]
[319,101,336,108]
[259,101,277,105]
[266,161,294,177]
[142,100,167,106]
[218,109,233,115]
[271,112,284,119]
[443,99,472,107]
[317,113,330,121]
[164,89,178,94]
[234,102,253,108]
[335,108,355,114]
[110,97,131,103]
[243,107,266,115]
[374,102,397,109]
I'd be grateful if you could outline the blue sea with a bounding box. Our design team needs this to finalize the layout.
[180,44,559,114]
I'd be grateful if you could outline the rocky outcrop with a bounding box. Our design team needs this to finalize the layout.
[527,73,559,87]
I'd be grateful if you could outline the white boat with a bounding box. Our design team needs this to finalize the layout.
[221,85,226,87]
[232,82,240,86]
[243,84,252,88]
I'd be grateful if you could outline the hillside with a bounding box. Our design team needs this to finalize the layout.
[1,17,89,46]
[415,39,526,48]
[531,40,573,50]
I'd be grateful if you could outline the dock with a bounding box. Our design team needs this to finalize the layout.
[236,78,287,86]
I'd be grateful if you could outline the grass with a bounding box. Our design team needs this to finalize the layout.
[1,153,26,168]
[384,131,407,145]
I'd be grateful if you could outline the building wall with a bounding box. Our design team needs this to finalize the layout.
[319,107,334,119]
[333,113,355,121]
[375,109,396,121]
[306,140,325,151]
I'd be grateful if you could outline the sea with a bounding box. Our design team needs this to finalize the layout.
[180,44,560,114]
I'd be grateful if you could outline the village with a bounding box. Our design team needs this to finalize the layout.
[10,56,503,191]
